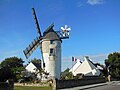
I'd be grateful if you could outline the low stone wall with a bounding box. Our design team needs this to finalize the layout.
[0,80,14,90]
[14,82,49,86]
[56,77,106,89]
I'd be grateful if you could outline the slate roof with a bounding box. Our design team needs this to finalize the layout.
[32,62,41,69]
[42,23,61,41]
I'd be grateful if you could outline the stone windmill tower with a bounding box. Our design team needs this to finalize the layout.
[23,8,71,79]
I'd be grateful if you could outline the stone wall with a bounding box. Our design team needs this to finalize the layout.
[56,77,106,89]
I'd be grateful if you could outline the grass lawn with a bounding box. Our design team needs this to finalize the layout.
[14,86,52,90]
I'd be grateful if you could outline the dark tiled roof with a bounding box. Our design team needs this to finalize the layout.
[43,23,54,35]
[32,62,41,69]
[43,30,60,40]
[42,23,61,41]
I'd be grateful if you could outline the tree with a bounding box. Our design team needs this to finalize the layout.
[0,56,24,81]
[0,57,24,68]
[0,66,13,82]
[94,63,107,77]
[30,58,41,64]
[105,52,120,78]
[61,68,73,80]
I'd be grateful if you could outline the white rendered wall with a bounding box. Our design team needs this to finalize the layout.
[42,39,61,79]
[25,62,37,73]
[75,58,100,76]
[69,59,82,76]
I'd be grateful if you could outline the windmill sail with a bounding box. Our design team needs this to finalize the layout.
[23,37,40,59]
[32,8,42,37]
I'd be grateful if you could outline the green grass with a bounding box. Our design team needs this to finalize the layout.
[14,86,52,90]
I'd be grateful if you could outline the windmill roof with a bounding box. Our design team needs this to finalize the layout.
[43,30,60,40]
[43,23,55,36]
[43,24,61,41]
[43,27,54,36]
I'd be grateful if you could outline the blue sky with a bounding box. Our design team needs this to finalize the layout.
[0,0,120,71]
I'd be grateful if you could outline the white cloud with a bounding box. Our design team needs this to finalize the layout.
[87,0,104,5]
[88,54,108,64]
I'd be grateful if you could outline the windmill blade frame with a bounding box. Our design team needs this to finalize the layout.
[23,37,40,59]
[23,8,47,69]
[32,8,42,37]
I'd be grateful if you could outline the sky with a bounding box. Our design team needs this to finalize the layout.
[0,0,120,71]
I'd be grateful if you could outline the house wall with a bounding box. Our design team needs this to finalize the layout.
[71,58,100,76]
[25,62,42,79]
[69,60,82,76]
[25,63,37,73]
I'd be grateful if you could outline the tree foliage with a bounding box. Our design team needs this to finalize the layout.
[0,57,24,68]
[0,56,24,81]
[105,52,120,78]
[61,68,73,80]
[30,58,41,64]
[0,66,13,82]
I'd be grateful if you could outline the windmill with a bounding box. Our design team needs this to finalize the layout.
[23,8,71,79]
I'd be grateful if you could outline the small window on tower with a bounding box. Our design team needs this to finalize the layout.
[50,48,54,56]
[50,40,54,44]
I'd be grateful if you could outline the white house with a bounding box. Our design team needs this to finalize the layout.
[69,59,82,76]
[25,62,41,79]
[69,56,101,76]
